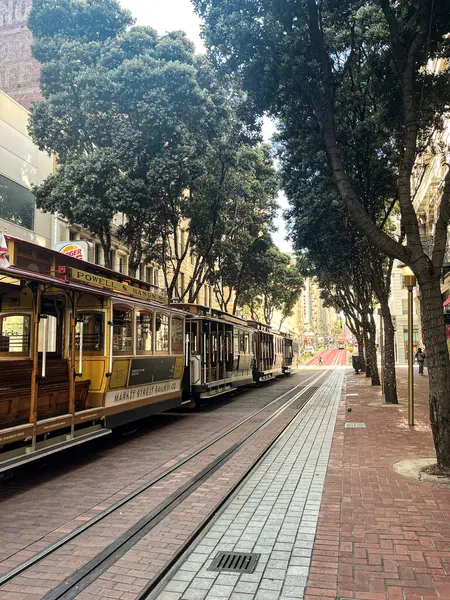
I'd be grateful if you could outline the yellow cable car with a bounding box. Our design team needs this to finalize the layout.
[0,236,186,472]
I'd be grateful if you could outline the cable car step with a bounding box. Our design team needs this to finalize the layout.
[200,384,233,399]
[0,426,112,473]
[259,373,274,382]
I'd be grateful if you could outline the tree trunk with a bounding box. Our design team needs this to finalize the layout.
[128,243,142,279]
[355,332,366,371]
[100,231,112,270]
[363,327,371,377]
[417,275,450,470]
[380,300,398,404]
[368,315,381,386]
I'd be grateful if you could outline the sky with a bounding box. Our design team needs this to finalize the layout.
[120,0,292,253]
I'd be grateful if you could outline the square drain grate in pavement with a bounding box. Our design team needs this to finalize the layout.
[345,422,366,428]
[209,551,260,573]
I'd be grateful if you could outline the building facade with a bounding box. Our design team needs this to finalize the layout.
[0,0,41,109]
[300,278,336,349]
[0,89,54,245]
[386,262,421,364]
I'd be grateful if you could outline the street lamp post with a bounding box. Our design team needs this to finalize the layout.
[402,266,417,426]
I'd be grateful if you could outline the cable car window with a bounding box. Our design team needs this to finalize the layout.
[239,331,245,352]
[113,305,133,354]
[226,331,232,356]
[233,330,239,354]
[156,313,169,353]
[171,317,184,354]
[136,310,153,354]
[0,314,30,355]
[76,312,104,353]
[190,322,199,354]
[244,333,249,354]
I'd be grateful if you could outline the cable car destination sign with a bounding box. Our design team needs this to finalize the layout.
[67,267,169,305]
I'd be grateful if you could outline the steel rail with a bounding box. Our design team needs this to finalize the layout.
[0,370,320,588]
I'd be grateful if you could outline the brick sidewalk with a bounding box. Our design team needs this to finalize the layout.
[305,366,450,600]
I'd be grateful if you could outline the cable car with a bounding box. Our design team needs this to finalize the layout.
[0,236,186,472]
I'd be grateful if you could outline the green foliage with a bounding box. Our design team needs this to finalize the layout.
[194,0,450,264]
[28,0,279,295]
[238,243,304,326]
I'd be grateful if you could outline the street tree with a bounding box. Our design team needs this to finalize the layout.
[194,0,450,470]
[285,159,396,397]
[200,143,279,310]
[238,243,304,326]
[28,0,213,275]
[28,0,279,300]
[293,204,383,387]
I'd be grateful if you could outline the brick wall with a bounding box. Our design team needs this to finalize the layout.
[0,0,42,108]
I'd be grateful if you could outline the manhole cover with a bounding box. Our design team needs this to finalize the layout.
[345,422,366,428]
[209,551,260,573]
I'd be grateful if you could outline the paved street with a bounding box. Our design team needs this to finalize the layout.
[306,348,348,367]
[155,370,344,600]
[1,365,450,600]
[0,373,319,576]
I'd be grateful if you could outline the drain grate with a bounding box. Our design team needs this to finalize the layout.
[209,551,260,573]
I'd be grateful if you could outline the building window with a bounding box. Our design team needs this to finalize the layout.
[180,229,187,254]
[118,256,124,274]
[178,272,185,298]
[94,244,101,265]
[113,305,133,354]
[190,251,195,266]
[136,310,153,354]
[69,230,76,241]
[145,267,153,284]
[401,299,408,315]
[155,313,169,353]
[0,174,35,231]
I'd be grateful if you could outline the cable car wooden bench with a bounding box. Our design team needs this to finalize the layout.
[0,360,91,427]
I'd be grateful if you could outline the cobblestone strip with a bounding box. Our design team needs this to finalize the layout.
[155,369,344,600]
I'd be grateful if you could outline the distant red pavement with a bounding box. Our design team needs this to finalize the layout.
[305,348,348,366]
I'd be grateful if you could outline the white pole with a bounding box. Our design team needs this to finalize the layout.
[41,317,47,378]
[108,321,114,375]
[203,333,207,383]
[78,321,84,377]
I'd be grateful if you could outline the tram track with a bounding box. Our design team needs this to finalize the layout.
[0,369,325,593]
[41,368,332,600]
